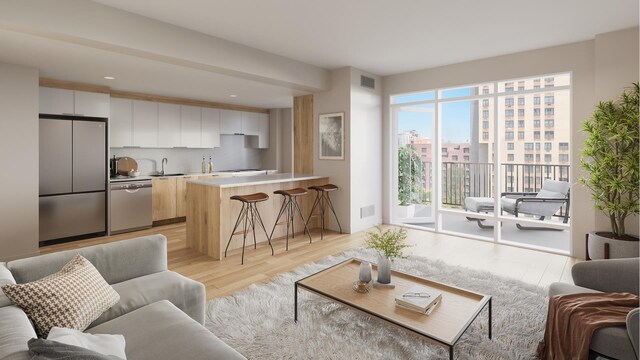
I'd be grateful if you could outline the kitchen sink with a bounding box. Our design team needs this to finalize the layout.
[150,173,185,177]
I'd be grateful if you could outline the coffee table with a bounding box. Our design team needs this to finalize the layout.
[294,258,492,360]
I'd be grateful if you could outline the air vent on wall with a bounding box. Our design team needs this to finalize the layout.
[360,75,375,89]
[360,205,375,219]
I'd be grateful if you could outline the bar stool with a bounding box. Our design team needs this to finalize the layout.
[305,184,343,240]
[224,192,274,265]
[269,188,312,251]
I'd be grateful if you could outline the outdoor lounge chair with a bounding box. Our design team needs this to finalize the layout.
[501,179,570,230]
[464,179,570,230]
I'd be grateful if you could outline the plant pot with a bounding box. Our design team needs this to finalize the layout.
[377,255,392,284]
[397,204,415,219]
[587,231,639,260]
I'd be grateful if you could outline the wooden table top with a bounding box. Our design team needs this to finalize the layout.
[296,258,491,346]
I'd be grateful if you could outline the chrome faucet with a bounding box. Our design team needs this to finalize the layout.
[161,158,168,176]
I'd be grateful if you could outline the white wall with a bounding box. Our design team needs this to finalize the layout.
[593,28,640,236]
[350,69,383,232]
[312,67,383,233]
[383,40,596,258]
[110,135,264,174]
[382,27,639,258]
[0,61,39,261]
[313,68,352,232]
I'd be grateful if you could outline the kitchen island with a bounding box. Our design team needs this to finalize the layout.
[186,173,330,259]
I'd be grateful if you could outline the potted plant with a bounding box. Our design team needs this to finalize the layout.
[365,226,410,285]
[580,83,639,259]
[397,145,424,219]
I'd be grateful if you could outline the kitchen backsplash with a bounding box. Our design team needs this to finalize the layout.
[110,135,264,174]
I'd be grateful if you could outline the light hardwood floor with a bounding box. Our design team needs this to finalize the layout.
[40,223,579,300]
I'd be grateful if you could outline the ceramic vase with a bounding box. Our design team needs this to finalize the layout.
[359,261,372,283]
[377,255,392,284]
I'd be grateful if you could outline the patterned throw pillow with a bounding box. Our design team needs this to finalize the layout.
[1,255,120,337]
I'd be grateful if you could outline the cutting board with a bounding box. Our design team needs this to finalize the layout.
[116,157,138,176]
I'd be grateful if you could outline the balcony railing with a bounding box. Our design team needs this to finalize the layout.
[418,162,570,206]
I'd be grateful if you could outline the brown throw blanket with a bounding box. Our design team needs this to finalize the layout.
[537,292,639,360]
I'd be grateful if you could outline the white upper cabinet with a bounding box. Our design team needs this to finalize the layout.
[158,103,181,148]
[219,109,243,135]
[39,87,74,115]
[109,98,133,147]
[39,87,109,118]
[242,112,270,148]
[132,100,158,147]
[74,91,110,118]
[180,105,201,148]
[201,108,221,148]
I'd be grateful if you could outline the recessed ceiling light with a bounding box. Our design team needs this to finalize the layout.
[229,94,238,98]
[103,76,115,80]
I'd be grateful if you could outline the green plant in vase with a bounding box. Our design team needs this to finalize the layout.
[365,226,410,285]
[580,83,639,259]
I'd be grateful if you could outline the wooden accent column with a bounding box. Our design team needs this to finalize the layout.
[294,95,314,174]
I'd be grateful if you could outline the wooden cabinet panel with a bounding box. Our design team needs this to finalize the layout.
[201,108,220,148]
[180,105,201,147]
[152,177,177,221]
[132,100,158,147]
[176,175,197,218]
[220,109,242,134]
[158,103,181,148]
[74,91,110,118]
[39,87,74,115]
[109,98,133,147]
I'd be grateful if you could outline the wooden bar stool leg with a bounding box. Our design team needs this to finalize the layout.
[293,198,313,244]
[253,205,274,256]
[225,203,246,258]
[326,193,342,234]
[286,200,292,251]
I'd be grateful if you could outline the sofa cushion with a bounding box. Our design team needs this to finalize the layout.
[89,271,206,328]
[548,282,599,297]
[7,235,167,285]
[0,305,36,360]
[87,300,246,360]
[548,283,636,359]
[27,338,123,360]
[2,255,120,337]
[591,325,638,360]
[0,262,16,308]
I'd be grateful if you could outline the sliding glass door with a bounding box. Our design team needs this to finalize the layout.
[392,101,435,227]
[391,73,571,254]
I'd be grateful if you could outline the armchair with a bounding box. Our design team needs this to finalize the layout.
[549,258,639,360]
[501,179,570,230]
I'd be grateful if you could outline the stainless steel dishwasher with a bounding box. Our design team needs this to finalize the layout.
[110,180,153,234]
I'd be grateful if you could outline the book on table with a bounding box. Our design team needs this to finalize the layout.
[395,285,442,315]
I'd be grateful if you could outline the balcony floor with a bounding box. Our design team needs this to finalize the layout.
[402,210,570,253]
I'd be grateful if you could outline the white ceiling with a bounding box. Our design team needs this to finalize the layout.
[0,29,300,108]
[94,0,639,76]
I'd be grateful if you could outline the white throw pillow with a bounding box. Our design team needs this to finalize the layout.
[47,327,127,359]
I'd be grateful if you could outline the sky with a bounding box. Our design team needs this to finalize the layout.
[396,88,473,143]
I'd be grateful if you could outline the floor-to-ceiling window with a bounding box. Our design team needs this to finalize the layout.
[391,73,571,254]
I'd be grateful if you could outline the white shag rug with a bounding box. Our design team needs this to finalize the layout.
[205,248,549,360]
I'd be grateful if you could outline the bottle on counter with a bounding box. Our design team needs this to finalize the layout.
[201,156,207,174]
[208,156,213,173]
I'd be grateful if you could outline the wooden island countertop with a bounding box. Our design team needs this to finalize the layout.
[186,173,330,259]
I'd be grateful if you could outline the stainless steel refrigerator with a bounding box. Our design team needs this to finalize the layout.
[39,117,107,243]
